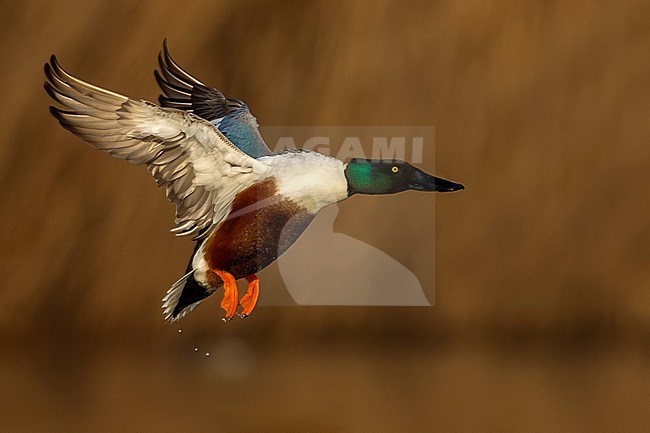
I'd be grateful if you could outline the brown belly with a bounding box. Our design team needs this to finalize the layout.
[204,179,315,280]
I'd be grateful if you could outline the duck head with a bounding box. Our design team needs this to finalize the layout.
[344,158,464,196]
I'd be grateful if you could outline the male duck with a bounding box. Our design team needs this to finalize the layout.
[44,41,464,323]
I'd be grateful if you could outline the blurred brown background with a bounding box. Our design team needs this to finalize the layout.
[1,0,648,431]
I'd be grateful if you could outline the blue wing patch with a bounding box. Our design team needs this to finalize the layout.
[155,40,273,158]
[213,101,273,158]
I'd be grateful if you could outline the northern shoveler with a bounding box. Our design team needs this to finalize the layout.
[44,41,464,323]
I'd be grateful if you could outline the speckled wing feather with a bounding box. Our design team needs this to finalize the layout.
[44,55,268,239]
[155,40,273,158]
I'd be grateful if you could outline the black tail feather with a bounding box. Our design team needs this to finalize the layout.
[171,272,214,319]
[163,242,216,322]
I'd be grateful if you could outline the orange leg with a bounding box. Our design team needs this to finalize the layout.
[238,275,260,318]
[214,269,238,322]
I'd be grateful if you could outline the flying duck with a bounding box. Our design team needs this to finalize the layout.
[44,41,464,323]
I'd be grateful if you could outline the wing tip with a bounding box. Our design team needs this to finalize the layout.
[153,68,165,86]
[161,37,172,66]
[48,54,66,78]
[43,60,59,86]
[48,105,61,118]
[43,80,58,100]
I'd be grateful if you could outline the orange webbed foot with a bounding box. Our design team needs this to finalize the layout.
[214,269,238,322]
[237,275,260,318]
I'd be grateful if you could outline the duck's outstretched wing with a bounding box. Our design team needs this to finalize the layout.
[45,55,267,239]
[154,40,273,158]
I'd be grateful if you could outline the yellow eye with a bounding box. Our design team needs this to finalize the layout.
[391,166,399,173]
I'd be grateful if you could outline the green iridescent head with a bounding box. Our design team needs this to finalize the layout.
[344,158,464,196]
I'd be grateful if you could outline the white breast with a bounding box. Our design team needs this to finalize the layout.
[259,151,349,214]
